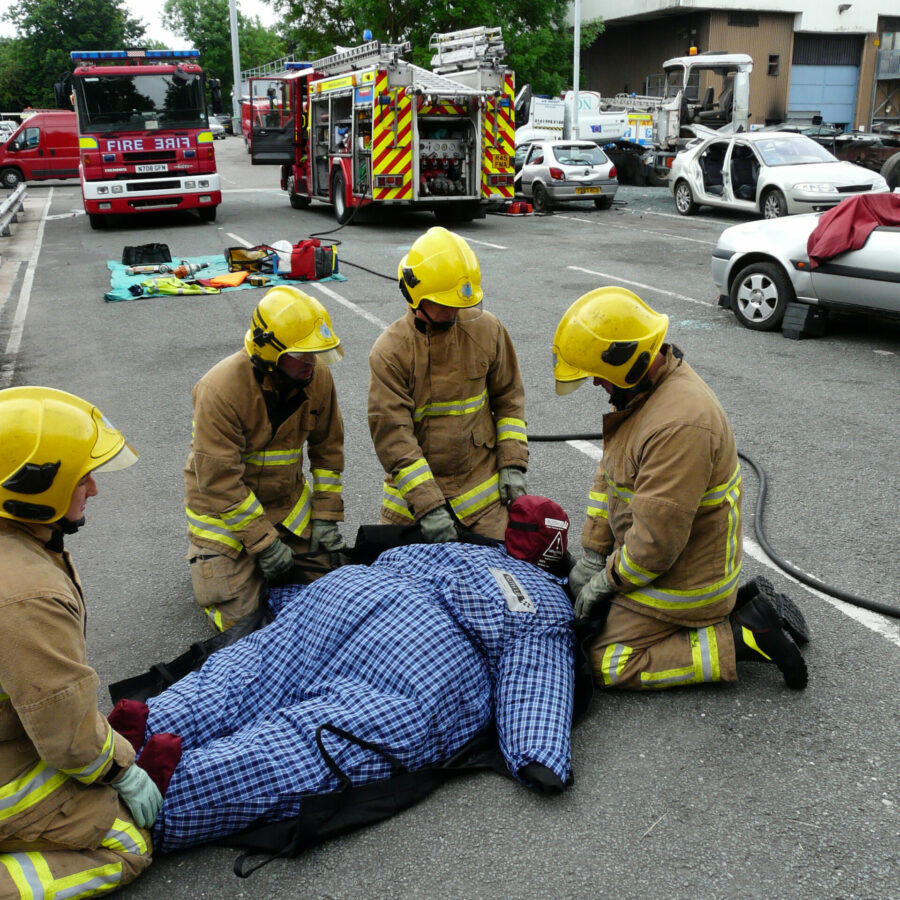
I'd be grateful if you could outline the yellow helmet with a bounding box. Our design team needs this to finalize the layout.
[0,386,138,523]
[244,286,343,370]
[398,226,483,310]
[552,287,668,394]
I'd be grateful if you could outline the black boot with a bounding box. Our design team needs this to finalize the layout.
[735,575,810,645]
[731,593,808,690]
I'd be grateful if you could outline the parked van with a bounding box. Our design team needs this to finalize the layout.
[0,110,79,189]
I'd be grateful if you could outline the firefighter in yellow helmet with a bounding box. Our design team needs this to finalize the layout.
[184,286,346,632]
[0,387,156,897]
[554,287,809,691]
[368,227,529,542]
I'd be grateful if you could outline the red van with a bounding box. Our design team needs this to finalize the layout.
[0,110,79,189]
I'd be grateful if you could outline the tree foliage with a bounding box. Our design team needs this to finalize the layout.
[0,0,146,110]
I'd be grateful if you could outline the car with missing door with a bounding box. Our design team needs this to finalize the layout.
[516,139,618,212]
[672,131,889,219]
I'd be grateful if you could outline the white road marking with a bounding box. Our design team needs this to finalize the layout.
[555,214,717,246]
[463,237,508,250]
[225,232,253,246]
[568,266,715,308]
[309,281,390,331]
[1,190,52,388]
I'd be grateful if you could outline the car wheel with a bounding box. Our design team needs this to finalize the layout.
[288,177,311,209]
[331,170,352,224]
[761,188,788,219]
[198,206,217,222]
[88,213,106,230]
[0,167,23,189]
[880,151,900,191]
[594,196,614,210]
[531,182,551,213]
[673,180,697,215]
[729,261,794,331]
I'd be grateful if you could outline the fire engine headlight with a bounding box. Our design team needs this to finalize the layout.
[792,182,838,194]
[184,180,196,188]
[112,185,124,193]
[200,195,212,203]
[97,187,109,195]
[199,179,209,187]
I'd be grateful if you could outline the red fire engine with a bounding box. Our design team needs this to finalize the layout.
[248,27,515,223]
[66,49,221,229]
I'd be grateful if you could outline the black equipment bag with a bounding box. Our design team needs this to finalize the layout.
[121,243,172,265]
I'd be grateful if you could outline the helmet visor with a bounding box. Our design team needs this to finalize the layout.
[89,409,138,472]
[93,441,139,473]
[555,377,587,396]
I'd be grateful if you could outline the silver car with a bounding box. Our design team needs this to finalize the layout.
[672,131,889,219]
[711,205,900,331]
[517,139,618,212]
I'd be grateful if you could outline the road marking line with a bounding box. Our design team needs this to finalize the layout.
[225,232,253,246]
[568,266,714,308]
[555,214,717,246]
[566,441,900,645]
[463,237,508,250]
[0,190,52,388]
[309,281,390,331]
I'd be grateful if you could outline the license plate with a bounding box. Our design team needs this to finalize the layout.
[575,186,602,195]
[494,153,510,168]
[136,164,168,173]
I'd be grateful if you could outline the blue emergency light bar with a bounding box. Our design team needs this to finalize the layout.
[285,62,313,70]
[70,49,200,61]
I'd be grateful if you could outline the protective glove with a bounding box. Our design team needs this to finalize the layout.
[418,506,458,544]
[112,764,163,829]
[256,537,294,581]
[309,519,345,553]
[498,467,528,506]
[568,548,607,598]
[575,567,617,619]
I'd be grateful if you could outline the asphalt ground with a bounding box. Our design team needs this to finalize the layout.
[0,137,898,899]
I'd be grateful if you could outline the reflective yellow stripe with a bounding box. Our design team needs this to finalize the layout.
[495,417,527,443]
[0,762,68,823]
[691,625,721,681]
[617,545,659,587]
[699,464,742,506]
[221,493,264,530]
[413,390,487,422]
[625,564,741,611]
[640,664,695,687]
[312,468,342,493]
[448,473,500,519]
[382,483,415,520]
[242,448,302,466]
[604,471,633,504]
[54,861,123,897]
[1,844,126,897]
[599,643,632,686]
[741,625,771,661]
[60,725,114,785]
[204,605,227,633]
[185,507,243,551]
[586,490,608,520]
[101,817,150,857]
[281,481,312,536]
[394,458,434,497]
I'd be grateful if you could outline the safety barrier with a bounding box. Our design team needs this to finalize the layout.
[0,183,26,240]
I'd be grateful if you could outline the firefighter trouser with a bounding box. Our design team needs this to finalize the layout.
[380,500,510,542]
[0,800,151,898]
[187,532,333,632]
[589,601,738,690]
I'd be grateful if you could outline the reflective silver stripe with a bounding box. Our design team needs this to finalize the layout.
[101,821,147,857]
[618,546,659,587]
[606,644,628,683]
[449,475,500,519]
[221,496,263,529]
[56,867,123,898]
[0,764,64,817]
[281,483,312,535]
[642,669,695,686]
[61,726,113,784]
[394,458,433,495]
[1,853,43,897]
[700,465,742,505]
[697,626,713,682]
[312,470,342,490]
[242,448,302,466]
[413,390,487,422]
[185,509,233,540]
[630,566,741,607]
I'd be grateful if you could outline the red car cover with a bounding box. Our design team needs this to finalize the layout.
[806,192,900,268]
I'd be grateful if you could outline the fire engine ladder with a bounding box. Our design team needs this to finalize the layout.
[310,40,413,76]
[429,26,506,73]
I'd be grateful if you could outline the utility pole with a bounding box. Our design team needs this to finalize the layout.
[572,0,581,139]
[228,0,241,132]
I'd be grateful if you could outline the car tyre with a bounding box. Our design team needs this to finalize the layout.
[531,182,551,213]
[761,188,788,219]
[331,170,353,224]
[594,196,614,210]
[88,213,106,230]
[729,261,794,331]
[673,180,698,215]
[198,206,217,222]
[880,152,900,191]
[1,167,23,190]
[288,177,311,209]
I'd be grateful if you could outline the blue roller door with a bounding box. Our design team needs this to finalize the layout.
[788,65,859,130]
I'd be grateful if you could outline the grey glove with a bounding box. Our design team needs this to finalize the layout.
[112,764,162,829]
[419,506,458,543]
[568,548,607,597]
[256,537,294,581]
[498,467,528,506]
[309,519,345,553]
[575,567,617,619]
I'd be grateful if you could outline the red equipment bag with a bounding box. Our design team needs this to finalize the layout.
[277,239,339,280]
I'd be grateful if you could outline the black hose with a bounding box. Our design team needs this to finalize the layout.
[529,431,899,620]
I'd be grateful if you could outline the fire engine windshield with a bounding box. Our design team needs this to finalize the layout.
[74,72,207,132]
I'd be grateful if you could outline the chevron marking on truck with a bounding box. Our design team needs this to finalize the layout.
[481,71,515,199]
[372,72,413,200]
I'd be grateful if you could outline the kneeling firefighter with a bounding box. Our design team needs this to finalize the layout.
[184,286,347,632]
[553,287,809,691]
[0,387,157,897]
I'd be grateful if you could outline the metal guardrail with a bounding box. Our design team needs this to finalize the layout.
[0,183,27,239]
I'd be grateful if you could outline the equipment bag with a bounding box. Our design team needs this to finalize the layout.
[225,245,277,274]
[274,239,338,281]
[122,243,171,265]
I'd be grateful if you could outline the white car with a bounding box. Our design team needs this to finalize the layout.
[209,120,226,140]
[711,204,900,331]
[517,139,618,211]
[671,131,889,219]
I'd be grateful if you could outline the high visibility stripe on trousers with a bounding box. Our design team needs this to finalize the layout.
[382,472,501,521]
[638,625,723,687]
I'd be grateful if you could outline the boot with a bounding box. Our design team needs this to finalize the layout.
[731,593,808,690]
[735,575,810,645]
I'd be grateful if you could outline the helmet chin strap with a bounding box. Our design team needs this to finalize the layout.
[59,516,84,535]
[608,374,653,411]
[417,305,456,331]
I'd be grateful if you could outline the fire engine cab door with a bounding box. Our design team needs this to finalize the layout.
[250,78,295,166]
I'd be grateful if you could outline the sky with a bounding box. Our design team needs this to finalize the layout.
[0,0,279,46]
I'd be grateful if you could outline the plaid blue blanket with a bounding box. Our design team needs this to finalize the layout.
[145,543,574,851]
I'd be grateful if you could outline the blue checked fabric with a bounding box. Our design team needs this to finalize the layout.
[145,542,574,851]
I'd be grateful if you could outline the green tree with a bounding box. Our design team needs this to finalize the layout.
[0,0,146,109]
[162,0,286,106]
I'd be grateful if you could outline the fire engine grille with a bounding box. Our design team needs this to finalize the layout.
[122,150,178,163]
[127,180,181,192]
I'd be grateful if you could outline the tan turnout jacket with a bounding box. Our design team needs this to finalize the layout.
[368,309,528,525]
[184,351,344,559]
[582,345,743,626]
[0,520,135,841]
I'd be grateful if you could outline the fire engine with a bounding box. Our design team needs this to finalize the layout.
[249,27,515,223]
[63,49,221,229]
